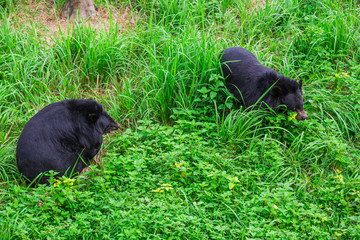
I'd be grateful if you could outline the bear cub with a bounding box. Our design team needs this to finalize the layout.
[16,99,120,184]
[220,47,307,120]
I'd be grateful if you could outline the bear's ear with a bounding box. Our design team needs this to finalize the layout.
[88,113,99,123]
[298,79,303,89]
[271,86,282,98]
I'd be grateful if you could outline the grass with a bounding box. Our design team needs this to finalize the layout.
[0,0,360,238]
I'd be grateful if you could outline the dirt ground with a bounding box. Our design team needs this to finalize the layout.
[252,0,269,6]
[11,0,137,39]
[11,0,269,37]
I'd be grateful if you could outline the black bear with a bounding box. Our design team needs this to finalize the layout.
[220,47,307,120]
[16,99,120,184]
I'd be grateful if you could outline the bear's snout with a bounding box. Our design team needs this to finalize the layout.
[295,109,307,121]
[111,122,121,131]
[106,121,121,133]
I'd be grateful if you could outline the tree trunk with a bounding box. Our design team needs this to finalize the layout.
[61,0,96,20]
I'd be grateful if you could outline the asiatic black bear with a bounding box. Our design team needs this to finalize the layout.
[16,99,120,184]
[220,47,307,120]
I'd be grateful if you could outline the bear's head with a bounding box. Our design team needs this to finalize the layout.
[68,99,121,133]
[85,100,121,134]
[271,78,307,121]
[92,109,121,134]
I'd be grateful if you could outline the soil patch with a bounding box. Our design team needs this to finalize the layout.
[252,0,270,6]
[11,0,137,40]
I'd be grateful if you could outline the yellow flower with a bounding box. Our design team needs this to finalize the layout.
[54,179,62,188]
[161,183,173,191]
[342,72,350,78]
[335,174,344,184]
[54,178,75,189]
[335,73,340,78]
[152,188,164,193]
[175,162,183,168]
[152,183,173,193]
[63,178,75,185]
[288,113,297,121]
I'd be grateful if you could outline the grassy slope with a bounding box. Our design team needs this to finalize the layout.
[1,0,360,239]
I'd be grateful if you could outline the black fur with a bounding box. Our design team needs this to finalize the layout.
[220,47,307,120]
[16,99,120,184]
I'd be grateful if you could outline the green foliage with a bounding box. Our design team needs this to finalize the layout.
[0,0,15,10]
[53,21,130,84]
[0,0,360,238]
[2,120,360,238]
